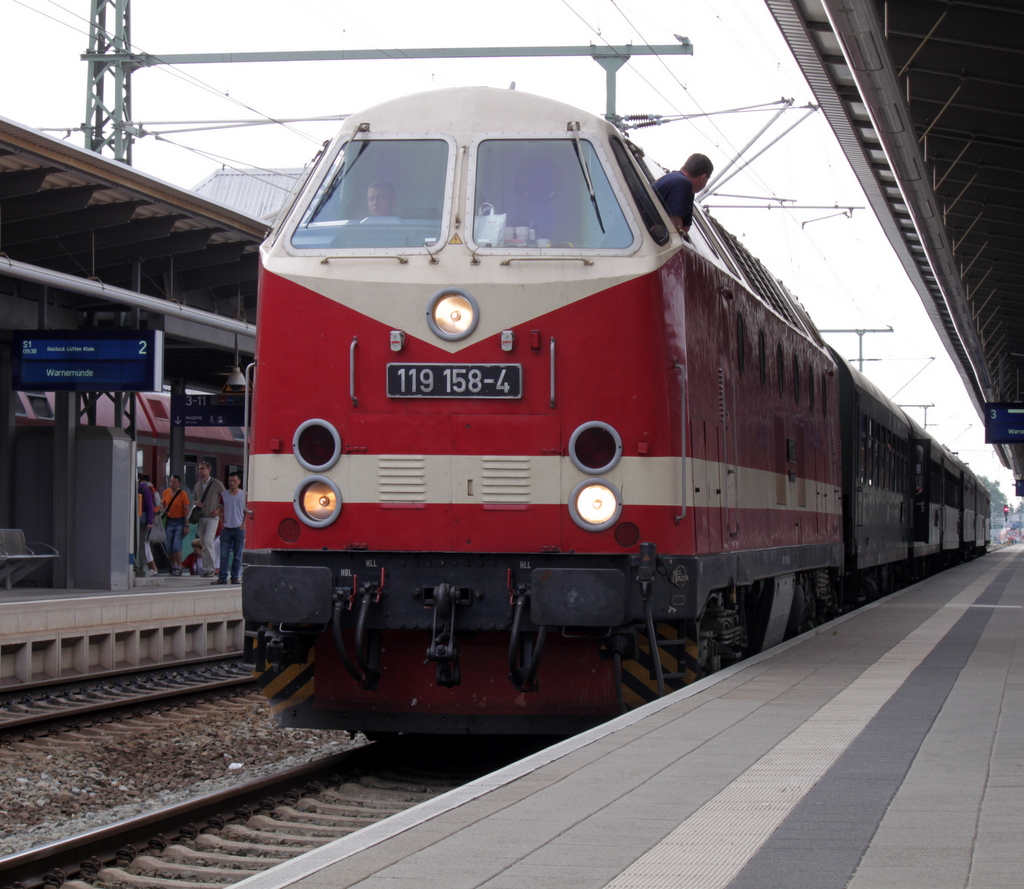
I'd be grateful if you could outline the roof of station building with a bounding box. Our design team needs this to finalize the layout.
[0,116,270,388]
[764,0,1024,474]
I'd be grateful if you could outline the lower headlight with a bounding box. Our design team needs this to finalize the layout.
[294,476,342,527]
[569,479,622,531]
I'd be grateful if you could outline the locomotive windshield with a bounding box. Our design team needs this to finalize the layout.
[471,139,633,250]
[291,138,450,250]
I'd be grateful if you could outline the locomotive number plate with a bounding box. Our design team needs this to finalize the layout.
[387,363,522,399]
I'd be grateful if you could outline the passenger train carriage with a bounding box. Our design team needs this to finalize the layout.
[242,87,986,734]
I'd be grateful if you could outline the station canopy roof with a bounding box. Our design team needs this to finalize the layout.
[764,0,1024,475]
[0,116,271,392]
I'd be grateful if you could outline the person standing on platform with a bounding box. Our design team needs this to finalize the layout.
[214,472,251,585]
[190,462,225,578]
[138,473,158,577]
[159,474,190,577]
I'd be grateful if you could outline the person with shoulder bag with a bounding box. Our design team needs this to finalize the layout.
[159,474,190,576]
[191,462,225,577]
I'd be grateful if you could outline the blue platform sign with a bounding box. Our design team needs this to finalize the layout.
[985,403,1024,444]
[171,393,246,427]
[12,329,163,392]
[1016,480,1024,498]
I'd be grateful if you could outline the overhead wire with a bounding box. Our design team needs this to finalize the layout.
[148,134,307,188]
[591,0,943,401]
[22,0,324,146]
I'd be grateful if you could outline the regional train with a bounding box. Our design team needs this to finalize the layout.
[241,87,989,735]
[14,389,244,490]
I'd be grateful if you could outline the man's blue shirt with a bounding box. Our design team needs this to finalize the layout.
[654,171,695,227]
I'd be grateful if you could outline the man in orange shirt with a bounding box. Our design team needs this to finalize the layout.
[159,474,191,576]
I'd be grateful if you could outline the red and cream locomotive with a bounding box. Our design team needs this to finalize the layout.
[242,86,980,734]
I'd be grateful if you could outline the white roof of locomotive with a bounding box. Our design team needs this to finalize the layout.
[333,86,614,139]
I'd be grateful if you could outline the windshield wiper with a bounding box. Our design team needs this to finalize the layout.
[567,121,605,234]
[304,138,371,227]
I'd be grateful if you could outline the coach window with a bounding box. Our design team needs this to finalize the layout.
[27,393,54,420]
[292,137,452,250]
[776,344,785,397]
[821,373,828,416]
[882,429,890,490]
[736,313,746,374]
[876,426,883,489]
[873,423,880,487]
[184,455,198,491]
[758,330,767,386]
[931,462,943,503]
[808,365,815,410]
[471,138,634,250]
[887,432,893,490]
[792,354,800,404]
[860,416,867,485]
[865,418,872,486]
[876,426,882,489]
[872,425,880,488]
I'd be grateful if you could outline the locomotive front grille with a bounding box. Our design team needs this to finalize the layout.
[378,455,428,502]
[482,455,531,504]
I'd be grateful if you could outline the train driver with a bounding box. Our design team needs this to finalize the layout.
[654,153,714,234]
[364,181,399,222]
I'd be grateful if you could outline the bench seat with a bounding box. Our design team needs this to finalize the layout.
[0,528,59,589]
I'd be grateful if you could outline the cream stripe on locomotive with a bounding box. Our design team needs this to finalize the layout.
[250,452,841,514]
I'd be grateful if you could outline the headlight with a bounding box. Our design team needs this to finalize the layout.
[569,479,622,531]
[427,287,478,340]
[569,422,622,473]
[294,476,342,527]
[293,419,341,471]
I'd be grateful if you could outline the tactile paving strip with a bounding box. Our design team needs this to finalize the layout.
[604,567,1003,889]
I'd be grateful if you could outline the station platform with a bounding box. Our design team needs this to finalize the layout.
[0,576,243,688]
[232,545,1023,889]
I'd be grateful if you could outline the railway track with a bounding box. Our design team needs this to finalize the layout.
[0,736,542,889]
[0,661,254,736]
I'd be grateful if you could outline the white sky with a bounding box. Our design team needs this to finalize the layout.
[2,0,1014,498]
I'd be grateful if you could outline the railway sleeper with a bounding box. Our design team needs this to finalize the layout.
[245,813,361,837]
[296,798,407,816]
[379,768,466,786]
[12,739,77,752]
[357,775,437,793]
[76,722,138,734]
[163,843,293,868]
[194,832,313,857]
[96,866,224,889]
[130,715,192,727]
[128,853,261,880]
[61,731,124,745]
[221,823,324,846]
[327,781,436,801]
[273,803,385,827]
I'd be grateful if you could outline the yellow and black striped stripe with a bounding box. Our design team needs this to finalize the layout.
[255,648,316,717]
[620,622,690,708]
